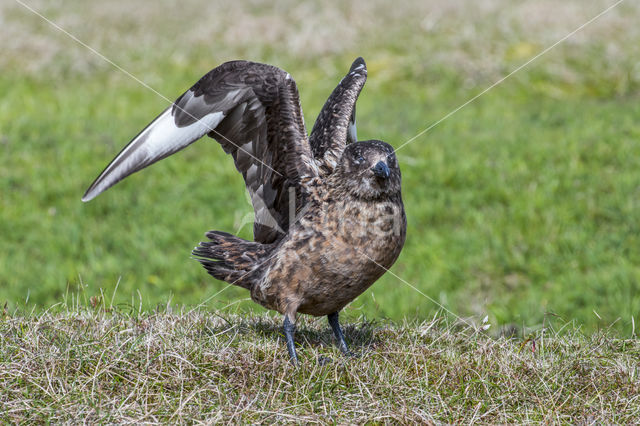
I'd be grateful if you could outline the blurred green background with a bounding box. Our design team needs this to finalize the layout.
[1,0,639,333]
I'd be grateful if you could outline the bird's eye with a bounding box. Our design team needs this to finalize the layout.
[354,155,365,164]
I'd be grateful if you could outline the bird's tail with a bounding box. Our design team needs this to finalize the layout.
[192,231,272,290]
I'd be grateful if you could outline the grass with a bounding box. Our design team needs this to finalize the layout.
[1,303,639,423]
[1,0,640,340]
[6,1,640,421]
[3,3,640,421]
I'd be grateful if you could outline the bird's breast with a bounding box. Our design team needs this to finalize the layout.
[321,198,406,272]
[296,197,406,315]
[253,195,406,316]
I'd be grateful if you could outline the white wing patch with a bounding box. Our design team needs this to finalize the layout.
[82,107,225,201]
[347,118,357,144]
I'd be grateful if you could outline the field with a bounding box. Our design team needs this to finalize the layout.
[2,0,640,334]
[1,305,639,423]
[2,0,640,422]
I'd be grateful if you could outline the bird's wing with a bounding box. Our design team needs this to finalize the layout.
[308,57,367,177]
[83,60,318,244]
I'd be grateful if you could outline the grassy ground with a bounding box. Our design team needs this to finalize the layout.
[1,305,638,423]
[1,0,640,335]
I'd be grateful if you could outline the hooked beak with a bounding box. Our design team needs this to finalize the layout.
[372,161,390,179]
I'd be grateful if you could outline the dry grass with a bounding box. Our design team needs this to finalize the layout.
[1,305,638,423]
[4,0,640,84]
[2,2,640,422]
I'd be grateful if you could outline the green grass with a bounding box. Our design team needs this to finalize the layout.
[1,0,640,336]
[2,1,640,421]
[1,305,638,423]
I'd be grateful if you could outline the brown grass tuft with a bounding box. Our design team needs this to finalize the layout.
[1,307,638,423]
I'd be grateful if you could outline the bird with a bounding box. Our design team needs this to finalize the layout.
[83,57,406,363]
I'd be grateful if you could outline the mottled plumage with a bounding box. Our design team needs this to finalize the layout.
[83,57,406,363]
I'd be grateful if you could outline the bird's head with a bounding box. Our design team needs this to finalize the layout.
[331,140,402,200]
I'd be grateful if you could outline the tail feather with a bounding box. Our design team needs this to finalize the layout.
[192,231,271,290]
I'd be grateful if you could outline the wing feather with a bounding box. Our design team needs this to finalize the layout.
[309,57,367,176]
[83,60,318,243]
[82,107,225,202]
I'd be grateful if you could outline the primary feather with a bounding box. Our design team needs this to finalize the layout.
[309,57,367,176]
[84,58,367,244]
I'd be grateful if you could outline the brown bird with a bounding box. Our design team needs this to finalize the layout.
[83,57,406,363]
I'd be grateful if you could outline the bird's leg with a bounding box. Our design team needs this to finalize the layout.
[328,311,351,356]
[283,314,298,365]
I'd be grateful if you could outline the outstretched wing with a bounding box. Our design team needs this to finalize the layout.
[83,60,318,244]
[309,57,367,176]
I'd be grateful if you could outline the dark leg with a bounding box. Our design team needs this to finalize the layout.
[328,311,351,356]
[283,316,298,365]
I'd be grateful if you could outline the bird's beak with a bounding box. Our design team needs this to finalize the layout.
[372,161,390,179]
